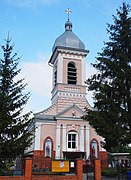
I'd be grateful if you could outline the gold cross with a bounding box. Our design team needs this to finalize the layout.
[66,8,72,20]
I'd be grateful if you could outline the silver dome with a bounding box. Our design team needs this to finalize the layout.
[52,20,85,52]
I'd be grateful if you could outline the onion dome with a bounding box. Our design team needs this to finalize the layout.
[52,20,85,52]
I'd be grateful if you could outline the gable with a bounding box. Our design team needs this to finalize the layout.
[56,104,85,118]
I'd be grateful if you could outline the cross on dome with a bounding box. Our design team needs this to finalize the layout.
[66,8,72,21]
[51,8,86,52]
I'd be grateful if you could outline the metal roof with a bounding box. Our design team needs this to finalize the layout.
[52,20,85,52]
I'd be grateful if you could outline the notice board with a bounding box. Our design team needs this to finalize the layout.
[52,160,69,172]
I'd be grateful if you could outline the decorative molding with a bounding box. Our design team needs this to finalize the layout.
[58,91,86,97]
[64,86,80,93]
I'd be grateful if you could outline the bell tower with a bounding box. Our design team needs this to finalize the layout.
[48,11,89,113]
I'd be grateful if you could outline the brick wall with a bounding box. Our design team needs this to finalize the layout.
[76,159,83,180]
[32,159,83,180]
[32,175,77,180]
[33,150,43,156]
[25,157,32,180]
[0,177,24,180]
[33,156,52,170]
[56,93,88,113]
[94,159,101,180]
[0,158,83,180]
[0,174,77,180]
[99,151,108,169]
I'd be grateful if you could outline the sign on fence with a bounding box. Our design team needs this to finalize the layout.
[52,160,69,172]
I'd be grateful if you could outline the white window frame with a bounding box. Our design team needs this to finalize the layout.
[67,131,78,151]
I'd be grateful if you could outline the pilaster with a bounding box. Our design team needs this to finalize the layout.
[34,122,41,150]
[55,125,61,159]
[86,126,90,159]
[62,124,66,152]
[80,126,84,151]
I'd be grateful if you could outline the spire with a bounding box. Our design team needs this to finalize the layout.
[65,8,72,31]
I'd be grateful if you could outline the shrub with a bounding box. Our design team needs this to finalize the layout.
[102,168,118,177]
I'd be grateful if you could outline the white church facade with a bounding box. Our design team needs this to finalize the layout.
[26,13,108,168]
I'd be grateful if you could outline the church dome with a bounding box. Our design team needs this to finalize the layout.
[52,20,85,52]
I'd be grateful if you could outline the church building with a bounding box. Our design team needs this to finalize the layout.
[26,11,108,168]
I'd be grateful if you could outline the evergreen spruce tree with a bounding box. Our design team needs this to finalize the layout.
[0,35,32,158]
[83,3,131,152]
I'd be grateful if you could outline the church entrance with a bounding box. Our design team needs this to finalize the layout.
[63,152,85,160]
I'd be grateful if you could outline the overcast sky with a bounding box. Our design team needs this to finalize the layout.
[0,0,130,114]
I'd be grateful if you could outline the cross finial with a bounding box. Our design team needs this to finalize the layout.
[66,8,72,21]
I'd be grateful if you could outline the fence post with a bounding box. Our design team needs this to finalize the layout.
[25,157,32,180]
[94,159,101,180]
[76,159,83,180]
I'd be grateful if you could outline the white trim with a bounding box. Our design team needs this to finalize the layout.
[34,122,41,150]
[86,126,90,159]
[55,125,61,159]
[80,126,84,152]
[57,54,63,83]
[57,48,88,57]
[67,131,78,152]
[62,125,66,152]
[82,57,86,85]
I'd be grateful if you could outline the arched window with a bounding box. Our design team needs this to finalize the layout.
[91,139,98,158]
[67,62,77,84]
[44,138,52,158]
[67,131,78,151]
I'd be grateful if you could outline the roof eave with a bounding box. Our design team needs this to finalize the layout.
[48,46,89,65]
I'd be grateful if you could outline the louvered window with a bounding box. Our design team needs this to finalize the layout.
[68,62,77,84]
[53,63,57,86]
